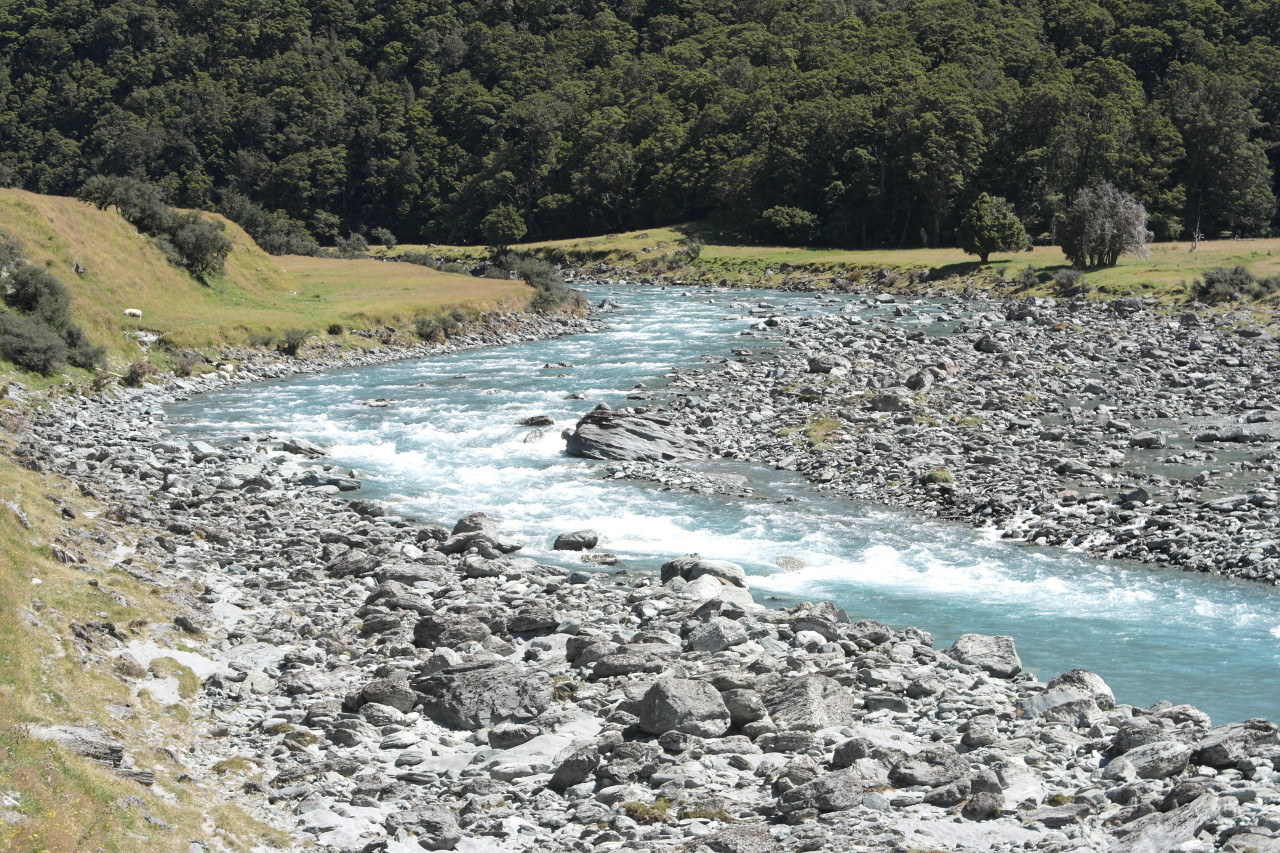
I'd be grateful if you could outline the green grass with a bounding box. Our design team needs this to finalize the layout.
[0,189,535,373]
[429,222,1280,309]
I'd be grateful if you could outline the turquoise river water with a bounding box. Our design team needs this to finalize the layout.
[167,284,1280,725]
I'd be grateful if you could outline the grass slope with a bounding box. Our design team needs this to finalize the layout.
[0,189,531,364]
[403,225,1280,306]
[0,443,287,852]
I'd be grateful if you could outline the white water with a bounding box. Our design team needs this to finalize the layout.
[167,285,1280,725]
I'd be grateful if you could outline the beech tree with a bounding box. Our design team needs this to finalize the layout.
[957,193,1027,263]
[1058,183,1150,268]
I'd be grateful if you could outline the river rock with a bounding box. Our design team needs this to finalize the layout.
[638,678,732,737]
[1119,740,1193,779]
[564,406,708,462]
[413,662,552,729]
[1194,719,1279,767]
[889,745,968,787]
[777,768,865,813]
[553,530,599,551]
[765,674,856,731]
[946,633,1022,677]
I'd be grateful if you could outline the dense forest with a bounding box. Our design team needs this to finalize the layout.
[1,0,1277,249]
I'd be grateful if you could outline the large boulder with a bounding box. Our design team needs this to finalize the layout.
[1120,740,1193,780]
[553,530,599,551]
[638,678,732,738]
[889,745,969,788]
[806,354,851,375]
[412,662,552,730]
[777,768,865,813]
[946,633,1022,678]
[661,555,748,588]
[413,613,492,649]
[765,675,856,732]
[564,406,708,462]
[1194,719,1279,768]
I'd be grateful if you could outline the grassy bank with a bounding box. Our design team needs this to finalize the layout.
[398,226,1280,308]
[0,446,288,852]
[0,189,532,366]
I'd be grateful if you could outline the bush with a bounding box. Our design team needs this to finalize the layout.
[335,232,369,258]
[246,331,276,348]
[79,176,231,277]
[369,227,397,249]
[218,191,319,256]
[1193,266,1266,303]
[1012,265,1039,288]
[1051,268,1089,296]
[0,313,67,374]
[172,351,205,377]
[414,315,446,342]
[3,265,72,328]
[63,323,106,370]
[122,359,155,387]
[168,211,232,277]
[327,322,344,335]
[276,328,309,356]
[480,204,527,249]
[0,231,22,274]
[921,468,955,486]
[491,252,570,311]
[759,206,818,243]
[958,193,1027,263]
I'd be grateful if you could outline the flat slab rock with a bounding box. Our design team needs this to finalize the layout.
[564,407,708,462]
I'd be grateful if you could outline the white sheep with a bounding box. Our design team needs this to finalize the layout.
[123,308,142,319]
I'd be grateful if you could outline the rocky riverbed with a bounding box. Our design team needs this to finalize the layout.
[5,303,1280,853]
[571,276,1280,584]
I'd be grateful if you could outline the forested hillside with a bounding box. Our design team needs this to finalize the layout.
[2,0,1277,249]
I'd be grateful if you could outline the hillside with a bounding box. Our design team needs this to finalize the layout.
[0,189,532,366]
[1,0,1277,250]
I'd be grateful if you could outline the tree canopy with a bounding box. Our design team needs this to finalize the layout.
[1,0,1277,249]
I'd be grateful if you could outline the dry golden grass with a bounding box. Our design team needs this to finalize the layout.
[0,189,533,365]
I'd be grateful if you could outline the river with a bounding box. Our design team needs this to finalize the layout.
[166,283,1280,725]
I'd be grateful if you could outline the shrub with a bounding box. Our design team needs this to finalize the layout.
[63,323,107,370]
[246,331,276,348]
[1012,265,1039,288]
[480,203,527,249]
[326,322,344,335]
[122,359,155,387]
[168,211,232,277]
[335,232,369,258]
[1051,269,1089,296]
[958,193,1027,263]
[1191,266,1279,303]
[276,328,309,356]
[921,468,955,486]
[491,252,570,311]
[0,313,68,374]
[414,315,446,342]
[4,265,72,328]
[369,227,397,249]
[172,351,205,377]
[79,176,231,276]
[218,191,319,256]
[0,231,22,274]
[759,206,818,243]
